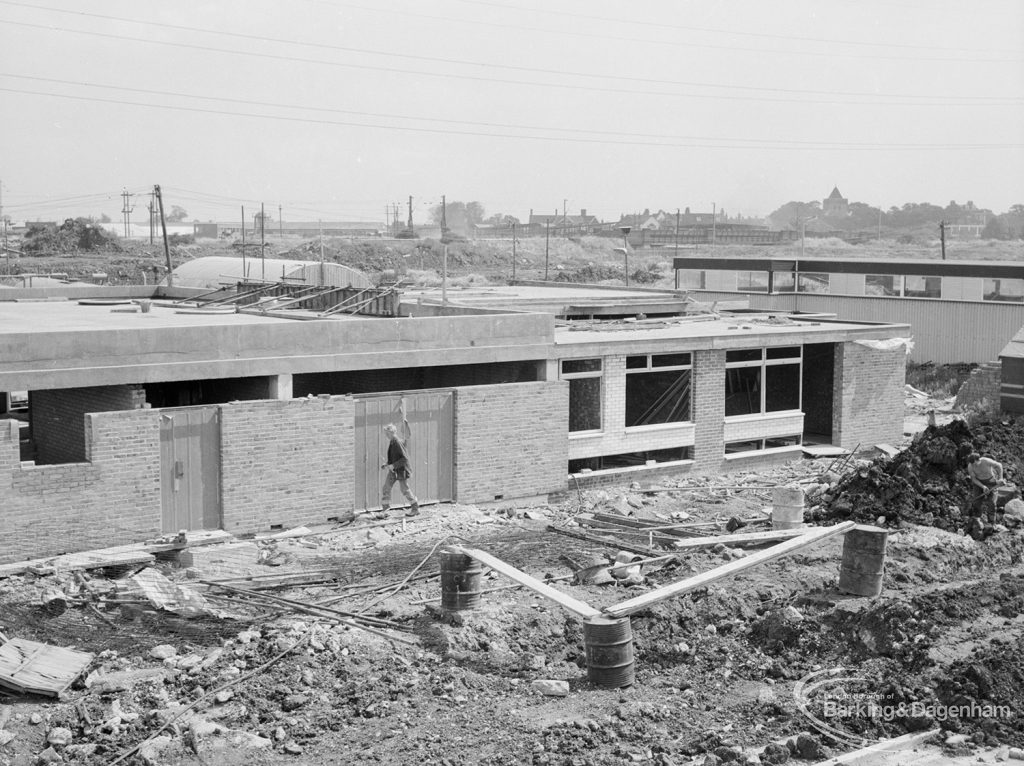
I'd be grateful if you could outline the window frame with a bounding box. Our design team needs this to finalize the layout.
[624,352,693,428]
[724,346,803,417]
[559,357,604,433]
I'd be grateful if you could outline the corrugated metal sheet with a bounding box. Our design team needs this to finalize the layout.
[690,290,1024,364]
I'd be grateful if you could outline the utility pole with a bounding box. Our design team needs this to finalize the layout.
[260,202,266,281]
[241,205,247,279]
[877,208,882,241]
[407,196,413,231]
[544,219,550,280]
[148,189,156,244]
[385,205,390,235]
[939,220,947,260]
[441,194,448,239]
[563,199,567,231]
[675,208,681,257]
[512,220,520,282]
[121,188,134,238]
[153,185,172,287]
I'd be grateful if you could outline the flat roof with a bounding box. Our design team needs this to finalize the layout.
[0,300,295,335]
[672,256,1024,279]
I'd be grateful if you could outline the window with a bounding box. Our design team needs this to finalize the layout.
[904,275,941,299]
[560,358,602,432]
[725,347,802,417]
[725,435,801,454]
[772,271,796,293]
[984,278,1024,302]
[569,446,693,473]
[865,274,900,296]
[737,271,769,292]
[797,272,830,293]
[678,270,706,290]
[625,353,692,427]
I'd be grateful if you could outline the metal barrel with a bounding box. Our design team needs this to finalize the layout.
[837,525,888,597]
[771,485,805,530]
[583,616,635,688]
[439,550,483,612]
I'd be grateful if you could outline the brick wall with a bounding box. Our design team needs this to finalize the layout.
[833,341,907,449]
[30,384,146,464]
[454,382,568,503]
[0,409,161,564]
[692,349,726,471]
[219,396,355,534]
[955,362,1001,411]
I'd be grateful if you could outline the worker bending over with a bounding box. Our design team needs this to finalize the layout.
[967,452,1004,522]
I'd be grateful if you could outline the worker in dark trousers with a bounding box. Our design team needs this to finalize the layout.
[380,423,419,516]
[967,452,1004,525]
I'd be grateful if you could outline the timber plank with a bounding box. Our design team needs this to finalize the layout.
[546,524,662,557]
[603,522,856,618]
[453,547,600,619]
[0,638,94,697]
[669,528,808,549]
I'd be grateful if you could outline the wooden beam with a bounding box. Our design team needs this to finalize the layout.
[603,522,856,618]
[669,528,808,550]
[546,524,662,557]
[453,546,601,619]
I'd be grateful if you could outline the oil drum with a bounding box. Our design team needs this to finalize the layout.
[440,549,483,612]
[837,524,888,597]
[583,616,635,688]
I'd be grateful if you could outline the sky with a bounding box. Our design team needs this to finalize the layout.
[0,0,1022,226]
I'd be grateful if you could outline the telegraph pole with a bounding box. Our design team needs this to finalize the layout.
[544,219,550,280]
[675,208,681,257]
[154,185,172,286]
[407,196,413,231]
[241,205,247,279]
[939,220,947,261]
[512,220,520,282]
[441,194,447,237]
[121,188,134,238]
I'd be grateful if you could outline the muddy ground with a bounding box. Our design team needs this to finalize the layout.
[3,415,1024,765]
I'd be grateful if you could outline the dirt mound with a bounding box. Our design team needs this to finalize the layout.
[813,419,1024,530]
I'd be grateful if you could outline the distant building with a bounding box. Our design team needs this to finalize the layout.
[822,187,849,218]
[527,209,601,236]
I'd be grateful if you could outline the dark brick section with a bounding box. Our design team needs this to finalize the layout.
[219,396,356,534]
[454,382,568,503]
[692,350,726,472]
[834,341,907,449]
[0,409,161,564]
[30,384,146,464]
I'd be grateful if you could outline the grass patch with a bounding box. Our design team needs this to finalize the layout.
[906,362,976,397]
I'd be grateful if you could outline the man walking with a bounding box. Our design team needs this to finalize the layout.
[381,423,419,516]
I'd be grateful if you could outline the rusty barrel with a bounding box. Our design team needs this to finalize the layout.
[583,616,635,688]
[440,549,483,612]
[837,524,888,597]
[771,485,805,530]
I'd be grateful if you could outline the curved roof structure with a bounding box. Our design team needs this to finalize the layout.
[168,256,372,289]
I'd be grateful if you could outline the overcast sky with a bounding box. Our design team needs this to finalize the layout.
[1,0,1022,225]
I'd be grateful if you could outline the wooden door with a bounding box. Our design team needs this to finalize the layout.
[353,392,453,511]
[159,407,222,533]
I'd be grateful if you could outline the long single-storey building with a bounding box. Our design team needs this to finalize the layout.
[0,266,909,563]
[673,255,1024,364]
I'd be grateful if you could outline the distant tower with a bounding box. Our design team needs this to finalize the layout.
[823,186,849,217]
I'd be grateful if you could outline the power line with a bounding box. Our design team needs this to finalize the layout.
[4,85,1021,151]
[7,74,1019,147]
[449,0,1018,56]
[1,18,1019,105]
[318,0,1023,65]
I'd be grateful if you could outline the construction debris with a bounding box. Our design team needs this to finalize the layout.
[0,638,93,697]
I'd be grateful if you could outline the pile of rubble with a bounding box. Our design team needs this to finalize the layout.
[813,420,1024,531]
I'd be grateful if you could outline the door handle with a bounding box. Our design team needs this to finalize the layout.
[174,460,184,478]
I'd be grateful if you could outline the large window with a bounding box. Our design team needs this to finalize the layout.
[560,358,602,432]
[772,271,796,293]
[625,353,692,427]
[725,347,802,417]
[797,272,830,293]
[984,278,1024,302]
[737,271,769,292]
[904,275,941,298]
[678,270,706,290]
[865,274,900,296]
